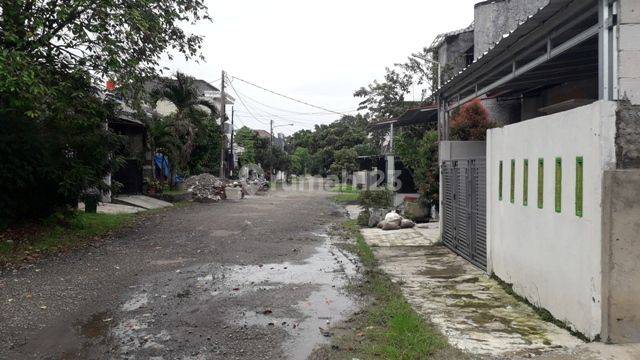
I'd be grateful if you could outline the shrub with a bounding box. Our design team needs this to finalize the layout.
[357,208,371,227]
[0,71,123,224]
[450,99,495,141]
[359,189,393,209]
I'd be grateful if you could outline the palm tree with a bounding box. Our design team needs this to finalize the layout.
[150,72,219,184]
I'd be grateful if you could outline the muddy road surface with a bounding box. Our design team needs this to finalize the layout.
[0,187,360,359]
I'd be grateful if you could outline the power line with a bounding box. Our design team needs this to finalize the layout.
[226,76,316,128]
[233,88,357,116]
[229,74,348,116]
[224,75,269,126]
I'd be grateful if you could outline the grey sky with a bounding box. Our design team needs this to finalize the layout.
[162,0,479,135]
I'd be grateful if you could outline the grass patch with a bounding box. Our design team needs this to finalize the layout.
[0,212,135,267]
[332,192,360,204]
[330,184,359,193]
[330,220,455,359]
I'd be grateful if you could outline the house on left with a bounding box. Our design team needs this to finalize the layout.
[101,77,235,203]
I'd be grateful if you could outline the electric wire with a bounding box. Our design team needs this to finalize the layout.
[224,75,269,126]
[229,75,348,116]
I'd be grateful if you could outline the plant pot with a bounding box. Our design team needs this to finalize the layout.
[83,194,100,214]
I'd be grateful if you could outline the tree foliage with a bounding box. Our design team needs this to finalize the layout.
[289,147,311,175]
[394,128,440,208]
[0,0,210,222]
[286,115,372,177]
[329,148,358,180]
[149,72,220,179]
[355,43,441,210]
[0,74,123,222]
[234,126,258,166]
[450,100,495,141]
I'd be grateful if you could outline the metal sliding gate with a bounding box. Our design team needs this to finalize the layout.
[441,158,487,270]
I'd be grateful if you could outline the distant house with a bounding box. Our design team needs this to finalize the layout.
[143,76,236,176]
[108,103,147,196]
[433,0,640,343]
[253,129,285,149]
[145,78,235,117]
[362,105,438,206]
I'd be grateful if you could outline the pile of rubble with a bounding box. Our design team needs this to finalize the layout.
[183,173,227,202]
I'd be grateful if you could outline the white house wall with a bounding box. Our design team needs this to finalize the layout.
[486,101,617,339]
[618,0,640,104]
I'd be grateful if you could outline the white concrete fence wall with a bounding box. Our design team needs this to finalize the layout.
[486,101,617,339]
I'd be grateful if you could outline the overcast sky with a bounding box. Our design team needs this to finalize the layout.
[161,0,479,135]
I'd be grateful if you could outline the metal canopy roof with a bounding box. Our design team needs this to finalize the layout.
[368,106,438,129]
[435,0,597,100]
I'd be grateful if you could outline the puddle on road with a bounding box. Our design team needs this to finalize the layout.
[107,227,361,359]
[222,229,361,360]
[79,311,113,338]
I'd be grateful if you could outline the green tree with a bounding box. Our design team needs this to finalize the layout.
[329,148,358,180]
[290,147,311,175]
[0,73,124,222]
[0,0,210,222]
[287,114,373,176]
[394,129,440,209]
[150,72,219,180]
[234,126,258,166]
[189,114,222,175]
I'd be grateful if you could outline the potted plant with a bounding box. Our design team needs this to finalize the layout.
[146,178,161,195]
[82,189,101,214]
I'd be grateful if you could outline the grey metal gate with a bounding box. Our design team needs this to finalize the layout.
[441,158,487,270]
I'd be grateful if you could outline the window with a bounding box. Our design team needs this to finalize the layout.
[538,158,544,209]
[510,159,516,203]
[555,157,562,213]
[523,159,529,206]
[576,157,584,217]
[499,161,503,201]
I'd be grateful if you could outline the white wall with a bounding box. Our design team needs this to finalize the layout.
[486,101,617,339]
[618,0,640,104]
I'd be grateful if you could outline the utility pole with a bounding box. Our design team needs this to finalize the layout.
[219,70,226,178]
[269,119,273,181]
[230,106,234,176]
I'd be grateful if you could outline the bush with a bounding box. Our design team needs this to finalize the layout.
[357,208,371,227]
[450,99,495,141]
[359,189,393,209]
[0,70,123,224]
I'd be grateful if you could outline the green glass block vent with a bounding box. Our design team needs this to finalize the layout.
[510,159,515,204]
[538,158,544,209]
[555,157,562,213]
[499,161,503,201]
[576,157,584,217]
[523,159,529,206]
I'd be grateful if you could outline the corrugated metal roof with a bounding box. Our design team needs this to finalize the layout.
[434,0,575,96]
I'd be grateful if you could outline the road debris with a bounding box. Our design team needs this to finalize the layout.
[183,173,227,202]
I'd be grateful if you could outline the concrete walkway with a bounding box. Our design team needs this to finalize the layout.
[358,221,640,359]
[78,202,145,214]
[113,195,173,210]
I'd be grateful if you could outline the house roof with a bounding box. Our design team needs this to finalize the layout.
[430,22,475,51]
[144,77,219,93]
[434,0,576,97]
[254,129,272,139]
[368,105,438,129]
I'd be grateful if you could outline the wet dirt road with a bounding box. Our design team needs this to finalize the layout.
[0,187,360,359]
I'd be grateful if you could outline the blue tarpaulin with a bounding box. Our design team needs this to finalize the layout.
[154,153,170,178]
